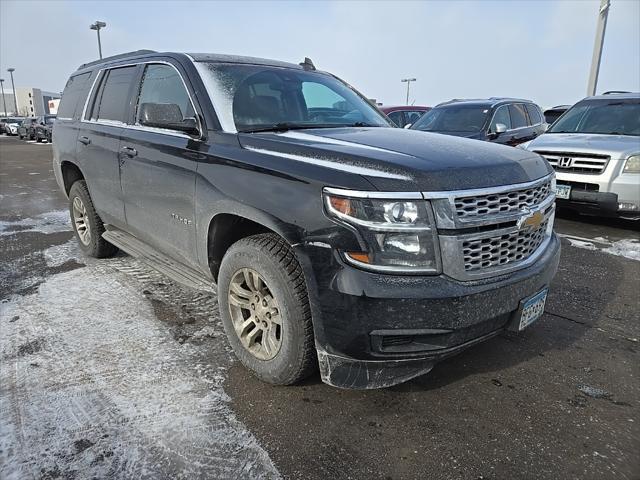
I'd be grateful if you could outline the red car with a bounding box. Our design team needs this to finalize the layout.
[379,105,431,128]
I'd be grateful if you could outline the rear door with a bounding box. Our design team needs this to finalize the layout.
[506,103,532,145]
[77,65,138,228]
[119,62,203,268]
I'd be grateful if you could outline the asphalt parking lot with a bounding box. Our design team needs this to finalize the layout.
[1,136,638,480]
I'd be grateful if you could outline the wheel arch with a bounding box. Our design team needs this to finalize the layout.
[60,161,85,195]
[206,209,296,282]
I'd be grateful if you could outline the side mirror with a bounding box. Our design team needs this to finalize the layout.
[403,123,412,129]
[494,123,507,134]
[139,103,200,136]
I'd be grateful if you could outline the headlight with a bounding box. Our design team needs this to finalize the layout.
[323,188,440,274]
[623,155,640,174]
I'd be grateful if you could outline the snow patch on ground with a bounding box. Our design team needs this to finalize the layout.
[566,238,598,251]
[43,239,81,267]
[561,234,640,262]
[0,210,70,236]
[602,239,640,261]
[1,245,280,479]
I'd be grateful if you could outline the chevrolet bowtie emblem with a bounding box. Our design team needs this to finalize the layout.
[517,209,544,230]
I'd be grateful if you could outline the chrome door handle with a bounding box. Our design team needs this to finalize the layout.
[78,136,91,145]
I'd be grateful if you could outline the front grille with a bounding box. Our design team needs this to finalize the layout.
[535,151,609,174]
[462,220,548,272]
[454,179,551,219]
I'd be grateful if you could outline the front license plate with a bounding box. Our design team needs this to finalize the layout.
[519,289,548,331]
[556,184,571,200]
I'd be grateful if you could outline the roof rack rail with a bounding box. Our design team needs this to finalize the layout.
[78,50,157,70]
[602,90,630,95]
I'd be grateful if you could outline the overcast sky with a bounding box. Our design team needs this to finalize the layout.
[1,0,638,108]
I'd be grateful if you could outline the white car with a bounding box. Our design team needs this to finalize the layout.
[2,117,24,136]
[521,93,640,220]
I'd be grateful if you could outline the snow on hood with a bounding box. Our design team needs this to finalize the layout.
[239,127,551,192]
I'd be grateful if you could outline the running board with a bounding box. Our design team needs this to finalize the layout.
[102,227,215,293]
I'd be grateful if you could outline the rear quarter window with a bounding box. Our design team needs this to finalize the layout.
[57,72,92,120]
[508,104,528,129]
[525,104,542,125]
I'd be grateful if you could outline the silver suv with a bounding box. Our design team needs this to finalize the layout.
[522,93,640,220]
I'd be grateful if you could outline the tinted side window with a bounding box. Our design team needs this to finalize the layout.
[57,72,91,120]
[135,64,195,124]
[94,66,137,123]
[509,104,528,129]
[490,105,511,132]
[387,111,404,127]
[525,104,542,124]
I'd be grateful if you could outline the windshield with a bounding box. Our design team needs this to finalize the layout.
[548,98,640,136]
[198,63,391,132]
[411,105,489,133]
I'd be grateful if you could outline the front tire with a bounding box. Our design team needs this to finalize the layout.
[218,233,317,385]
[68,180,118,258]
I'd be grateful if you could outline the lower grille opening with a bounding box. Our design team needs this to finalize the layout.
[372,314,511,355]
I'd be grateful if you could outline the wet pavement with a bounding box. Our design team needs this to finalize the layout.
[1,136,638,480]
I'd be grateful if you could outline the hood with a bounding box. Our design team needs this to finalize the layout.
[417,130,484,140]
[238,127,550,191]
[527,133,640,160]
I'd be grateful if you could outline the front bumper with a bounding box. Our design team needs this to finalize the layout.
[296,233,561,389]
[557,174,640,220]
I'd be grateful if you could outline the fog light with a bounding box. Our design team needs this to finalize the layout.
[618,202,639,211]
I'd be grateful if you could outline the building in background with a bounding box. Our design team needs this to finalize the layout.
[1,87,61,116]
[0,90,15,116]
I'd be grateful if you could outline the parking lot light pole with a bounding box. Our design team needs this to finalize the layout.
[401,78,416,105]
[587,0,610,96]
[7,68,17,115]
[0,79,7,117]
[90,21,107,59]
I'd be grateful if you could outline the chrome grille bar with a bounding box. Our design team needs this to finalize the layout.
[535,151,609,174]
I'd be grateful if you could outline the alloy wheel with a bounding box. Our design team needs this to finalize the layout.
[228,268,283,360]
[72,196,91,245]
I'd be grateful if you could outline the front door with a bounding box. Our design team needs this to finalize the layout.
[119,62,202,268]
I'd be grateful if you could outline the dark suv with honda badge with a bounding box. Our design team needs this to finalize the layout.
[53,51,560,389]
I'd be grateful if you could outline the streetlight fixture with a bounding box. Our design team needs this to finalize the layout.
[401,78,416,105]
[90,21,107,59]
[0,79,7,117]
[7,68,17,115]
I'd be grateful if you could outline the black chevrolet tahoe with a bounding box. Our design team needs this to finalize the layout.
[53,50,560,389]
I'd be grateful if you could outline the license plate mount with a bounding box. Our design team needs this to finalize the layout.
[508,288,549,332]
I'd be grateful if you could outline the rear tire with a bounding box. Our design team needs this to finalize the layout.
[68,180,118,258]
[218,233,317,385]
